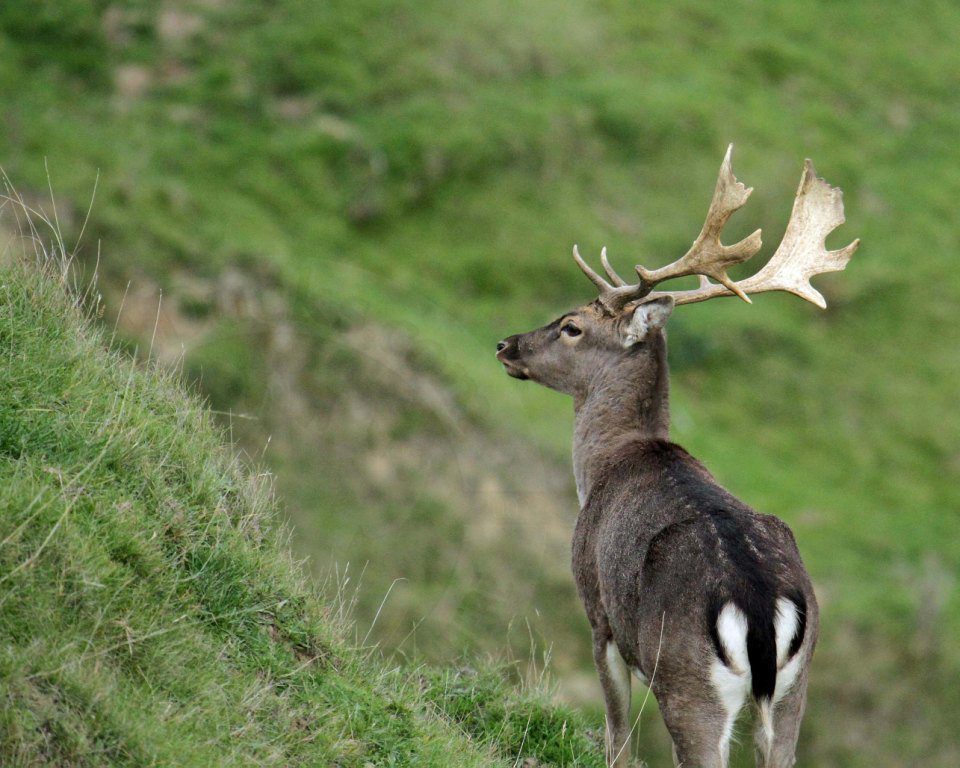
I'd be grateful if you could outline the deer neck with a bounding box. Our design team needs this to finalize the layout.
[572,331,670,506]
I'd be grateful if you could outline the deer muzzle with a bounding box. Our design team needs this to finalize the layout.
[496,335,530,379]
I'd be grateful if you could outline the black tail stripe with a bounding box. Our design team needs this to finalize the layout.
[786,590,808,660]
[745,605,777,701]
[707,598,731,668]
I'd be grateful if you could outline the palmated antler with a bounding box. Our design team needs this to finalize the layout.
[574,145,859,313]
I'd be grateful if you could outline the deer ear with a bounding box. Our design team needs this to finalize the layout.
[623,296,674,347]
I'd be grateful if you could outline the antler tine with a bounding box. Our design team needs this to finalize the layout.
[652,159,860,307]
[634,144,762,303]
[572,245,647,313]
[600,247,628,286]
[572,244,612,293]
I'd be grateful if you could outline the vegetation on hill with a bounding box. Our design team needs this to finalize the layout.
[0,258,604,766]
[1,1,958,765]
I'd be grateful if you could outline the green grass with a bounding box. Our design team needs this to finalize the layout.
[1,1,959,764]
[0,260,604,766]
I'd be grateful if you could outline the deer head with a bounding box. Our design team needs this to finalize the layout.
[495,293,674,396]
[496,145,860,407]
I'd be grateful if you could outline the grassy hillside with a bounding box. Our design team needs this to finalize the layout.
[1,1,959,765]
[0,258,605,766]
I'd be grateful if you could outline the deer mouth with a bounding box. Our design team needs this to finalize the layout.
[496,338,531,380]
[499,360,530,380]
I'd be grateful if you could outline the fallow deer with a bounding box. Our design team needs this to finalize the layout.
[496,146,858,768]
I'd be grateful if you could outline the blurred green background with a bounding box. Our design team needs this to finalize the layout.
[1,1,958,764]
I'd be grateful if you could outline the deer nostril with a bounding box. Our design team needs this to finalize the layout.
[496,340,509,352]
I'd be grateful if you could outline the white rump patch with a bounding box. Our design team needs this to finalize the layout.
[715,602,750,674]
[710,603,751,762]
[772,597,803,704]
[773,652,801,706]
[710,597,806,760]
[774,597,800,668]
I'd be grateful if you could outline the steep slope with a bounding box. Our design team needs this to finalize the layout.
[0,259,603,767]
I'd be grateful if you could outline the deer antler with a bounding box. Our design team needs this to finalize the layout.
[636,144,762,303]
[573,145,859,312]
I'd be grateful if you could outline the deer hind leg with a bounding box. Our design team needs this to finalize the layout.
[754,664,809,768]
[657,653,750,768]
[593,638,632,768]
[659,688,743,768]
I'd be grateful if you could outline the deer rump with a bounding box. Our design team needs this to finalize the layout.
[703,512,807,702]
[585,441,811,707]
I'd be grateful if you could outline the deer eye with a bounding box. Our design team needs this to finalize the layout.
[561,324,582,338]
